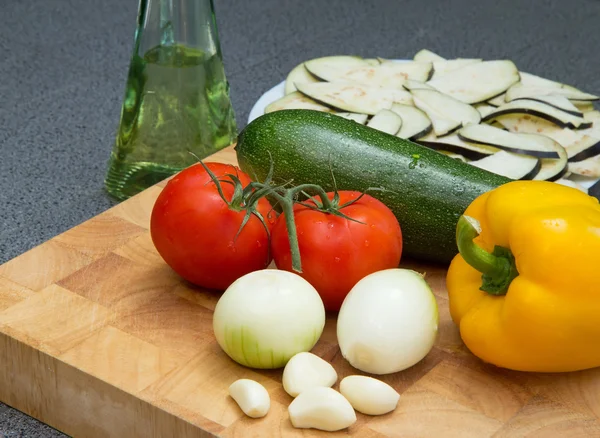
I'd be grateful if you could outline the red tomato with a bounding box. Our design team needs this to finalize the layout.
[270,191,403,311]
[150,162,275,290]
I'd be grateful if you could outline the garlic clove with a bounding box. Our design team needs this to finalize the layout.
[288,386,356,431]
[282,352,338,397]
[228,379,271,418]
[339,375,400,415]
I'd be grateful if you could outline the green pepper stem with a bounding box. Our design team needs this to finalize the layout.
[456,215,518,296]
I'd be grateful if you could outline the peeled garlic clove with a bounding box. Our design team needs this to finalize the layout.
[288,387,356,431]
[228,379,271,418]
[282,352,338,397]
[339,375,400,415]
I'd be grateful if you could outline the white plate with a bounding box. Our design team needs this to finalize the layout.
[248,81,286,124]
[247,70,598,190]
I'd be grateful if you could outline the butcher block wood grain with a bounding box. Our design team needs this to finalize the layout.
[2,145,600,437]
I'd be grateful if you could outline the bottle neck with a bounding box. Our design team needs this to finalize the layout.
[134,0,221,56]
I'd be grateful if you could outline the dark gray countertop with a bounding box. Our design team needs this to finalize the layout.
[2,0,600,436]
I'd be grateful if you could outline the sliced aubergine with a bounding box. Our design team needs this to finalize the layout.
[554,178,589,193]
[403,79,435,91]
[413,49,445,62]
[549,130,600,162]
[284,64,320,95]
[410,88,481,136]
[389,103,432,140]
[295,82,412,115]
[469,151,541,180]
[519,71,566,89]
[335,112,369,124]
[474,103,497,119]
[494,114,600,162]
[417,133,499,160]
[584,110,600,124]
[575,102,596,113]
[426,60,520,104]
[458,123,561,159]
[567,155,600,178]
[305,61,433,89]
[487,93,507,107]
[533,143,568,182]
[439,151,469,162]
[482,100,592,129]
[265,91,334,114]
[510,95,583,117]
[430,59,482,79]
[366,109,403,135]
[519,72,599,102]
[303,55,371,73]
[505,82,599,103]
[364,58,381,66]
[588,178,600,200]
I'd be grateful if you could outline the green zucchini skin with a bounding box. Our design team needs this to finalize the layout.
[235,110,511,264]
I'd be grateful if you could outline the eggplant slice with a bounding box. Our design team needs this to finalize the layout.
[366,109,403,135]
[410,88,481,136]
[305,61,433,89]
[509,95,583,117]
[439,151,469,162]
[575,102,596,113]
[494,114,600,162]
[430,59,482,79]
[554,178,588,193]
[482,100,592,129]
[588,178,600,200]
[413,49,445,62]
[568,155,600,178]
[390,103,433,140]
[265,91,335,114]
[534,144,569,182]
[426,60,520,104]
[403,79,435,91]
[487,93,507,107]
[417,133,499,160]
[470,151,541,180]
[506,82,599,102]
[519,71,567,89]
[335,112,369,124]
[295,82,412,115]
[474,103,497,118]
[284,64,320,95]
[458,123,561,159]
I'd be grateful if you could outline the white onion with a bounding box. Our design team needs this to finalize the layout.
[213,269,325,369]
[336,268,438,375]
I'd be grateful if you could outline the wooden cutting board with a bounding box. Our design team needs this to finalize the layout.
[2,145,600,438]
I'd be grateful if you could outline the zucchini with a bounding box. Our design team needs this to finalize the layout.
[235,110,511,264]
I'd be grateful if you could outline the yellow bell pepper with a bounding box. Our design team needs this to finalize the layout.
[446,180,600,372]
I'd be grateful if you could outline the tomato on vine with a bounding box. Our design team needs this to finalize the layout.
[270,190,403,311]
[150,162,276,290]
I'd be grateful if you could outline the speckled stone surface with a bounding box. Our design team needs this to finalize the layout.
[2,0,600,435]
